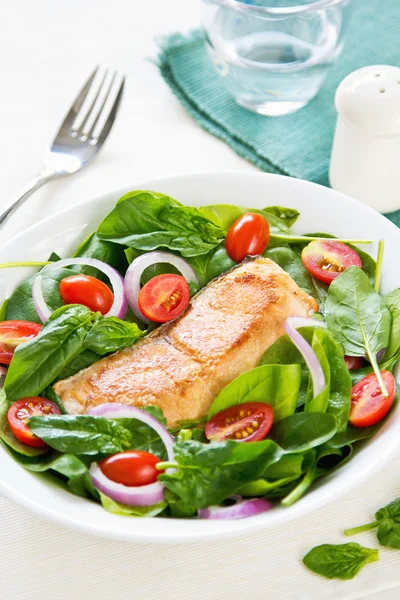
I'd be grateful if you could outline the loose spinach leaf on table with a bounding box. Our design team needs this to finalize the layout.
[303,543,379,580]
[28,415,132,455]
[84,317,144,355]
[325,267,391,392]
[208,364,302,421]
[159,439,282,509]
[5,305,96,400]
[97,191,224,258]
[269,412,337,453]
[345,497,400,549]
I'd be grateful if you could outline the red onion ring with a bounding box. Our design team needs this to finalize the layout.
[199,497,274,520]
[284,317,326,397]
[31,258,127,322]
[124,251,199,324]
[89,463,165,506]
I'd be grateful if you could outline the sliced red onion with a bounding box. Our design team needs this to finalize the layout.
[284,317,326,397]
[199,497,274,520]
[89,462,165,506]
[124,251,199,324]
[31,258,127,322]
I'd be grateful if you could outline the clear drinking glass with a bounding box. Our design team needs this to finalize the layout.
[202,0,354,116]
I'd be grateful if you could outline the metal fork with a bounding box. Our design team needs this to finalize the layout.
[0,66,125,227]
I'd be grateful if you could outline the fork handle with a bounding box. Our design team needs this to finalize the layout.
[0,169,59,228]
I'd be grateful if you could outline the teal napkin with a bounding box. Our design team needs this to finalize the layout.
[157,1,400,226]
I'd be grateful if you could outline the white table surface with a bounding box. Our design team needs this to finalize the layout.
[1,1,400,598]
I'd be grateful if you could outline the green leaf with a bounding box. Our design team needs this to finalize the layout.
[186,245,236,288]
[27,414,132,455]
[0,388,46,456]
[97,191,224,258]
[269,413,337,453]
[262,206,300,227]
[84,316,144,355]
[325,267,391,394]
[345,497,400,549]
[159,439,282,509]
[0,299,9,321]
[199,204,290,235]
[4,305,95,401]
[384,289,400,366]
[115,406,169,460]
[164,490,198,518]
[264,247,318,300]
[5,266,77,322]
[208,364,301,421]
[99,492,167,517]
[303,543,379,580]
[55,349,102,381]
[73,232,128,279]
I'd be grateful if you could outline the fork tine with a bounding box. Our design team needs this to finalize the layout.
[59,66,100,130]
[72,68,110,135]
[80,70,118,141]
[96,76,125,144]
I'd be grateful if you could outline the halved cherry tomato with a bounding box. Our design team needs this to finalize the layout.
[301,239,362,284]
[349,371,395,428]
[225,213,270,263]
[99,450,163,486]
[205,402,274,442]
[138,274,190,323]
[0,320,42,365]
[7,397,61,448]
[344,356,365,371]
[59,274,114,315]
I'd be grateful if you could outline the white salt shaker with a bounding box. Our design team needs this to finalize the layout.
[330,65,400,213]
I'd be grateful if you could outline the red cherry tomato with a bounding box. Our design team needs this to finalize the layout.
[0,320,42,365]
[59,275,114,315]
[349,371,395,428]
[7,397,61,448]
[205,402,274,442]
[138,274,190,323]
[99,450,163,486]
[344,356,365,371]
[225,213,270,263]
[301,239,362,284]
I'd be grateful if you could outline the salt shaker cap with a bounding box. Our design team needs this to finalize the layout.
[335,65,400,137]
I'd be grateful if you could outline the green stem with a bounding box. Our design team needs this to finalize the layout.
[270,235,373,244]
[0,261,52,268]
[281,465,316,507]
[344,521,379,536]
[374,240,384,293]
[156,461,179,470]
[366,343,388,397]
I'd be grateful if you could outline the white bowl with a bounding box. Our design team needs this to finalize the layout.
[0,172,399,543]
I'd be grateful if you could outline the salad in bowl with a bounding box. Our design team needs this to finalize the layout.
[0,186,399,522]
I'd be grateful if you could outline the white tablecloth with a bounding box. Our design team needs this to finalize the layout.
[1,1,400,598]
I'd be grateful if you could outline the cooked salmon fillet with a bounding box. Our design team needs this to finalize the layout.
[54,257,319,426]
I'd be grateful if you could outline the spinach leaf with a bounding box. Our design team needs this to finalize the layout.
[41,385,68,414]
[55,349,102,381]
[325,267,391,393]
[0,388,46,456]
[83,317,144,355]
[345,497,400,549]
[208,364,301,421]
[99,492,167,517]
[186,245,236,287]
[309,329,351,431]
[384,289,400,366]
[269,413,337,453]
[97,191,224,258]
[163,490,198,518]
[238,476,300,496]
[326,423,382,449]
[303,543,379,580]
[5,266,77,323]
[264,247,318,300]
[0,299,9,320]
[159,439,282,509]
[259,328,314,406]
[4,305,96,401]
[199,203,290,236]
[115,406,168,460]
[28,415,132,455]
[262,206,300,227]
[73,232,128,278]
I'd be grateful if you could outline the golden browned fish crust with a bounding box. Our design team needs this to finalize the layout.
[54,257,319,426]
